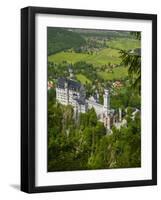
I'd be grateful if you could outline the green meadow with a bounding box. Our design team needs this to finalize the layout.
[76,74,91,84]
[98,66,128,80]
[48,47,121,66]
[48,47,127,81]
[48,36,140,82]
[107,38,140,50]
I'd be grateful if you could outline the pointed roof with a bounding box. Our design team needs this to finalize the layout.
[57,77,81,91]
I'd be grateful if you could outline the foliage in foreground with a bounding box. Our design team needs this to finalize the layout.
[48,102,141,172]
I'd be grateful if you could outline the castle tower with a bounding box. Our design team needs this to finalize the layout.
[96,90,99,103]
[119,108,122,122]
[103,89,110,111]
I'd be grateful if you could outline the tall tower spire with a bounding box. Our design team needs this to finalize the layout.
[103,89,110,111]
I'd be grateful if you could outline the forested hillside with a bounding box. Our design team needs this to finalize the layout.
[47,28,86,55]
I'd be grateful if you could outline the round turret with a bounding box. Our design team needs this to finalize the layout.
[103,89,110,110]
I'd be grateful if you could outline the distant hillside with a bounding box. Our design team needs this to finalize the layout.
[47,28,86,55]
[71,28,131,38]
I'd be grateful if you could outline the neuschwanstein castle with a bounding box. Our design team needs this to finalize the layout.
[56,77,123,131]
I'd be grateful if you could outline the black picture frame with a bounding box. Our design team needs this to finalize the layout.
[21,6,157,193]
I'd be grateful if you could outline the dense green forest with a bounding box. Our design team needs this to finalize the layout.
[47,27,86,55]
[48,102,140,171]
[47,28,141,171]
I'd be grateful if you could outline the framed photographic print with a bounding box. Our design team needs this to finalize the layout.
[21,6,157,193]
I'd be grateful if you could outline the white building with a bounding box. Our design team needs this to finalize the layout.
[56,77,121,131]
[56,77,87,113]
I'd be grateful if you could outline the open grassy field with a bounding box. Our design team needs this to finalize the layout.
[107,38,140,50]
[48,37,139,82]
[98,66,128,80]
[48,47,121,66]
[76,74,91,84]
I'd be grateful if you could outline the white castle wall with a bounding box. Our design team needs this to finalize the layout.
[87,100,104,119]
[56,87,68,105]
